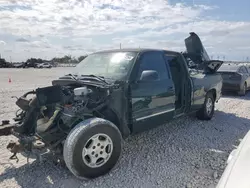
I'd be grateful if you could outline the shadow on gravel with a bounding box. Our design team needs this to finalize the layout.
[0,110,250,188]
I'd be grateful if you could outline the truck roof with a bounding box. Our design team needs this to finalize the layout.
[92,48,179,54]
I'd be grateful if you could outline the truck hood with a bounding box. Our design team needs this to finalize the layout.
[184,32,210,61]
[184,32,223,73]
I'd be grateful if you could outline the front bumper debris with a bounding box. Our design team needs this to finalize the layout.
[0,122,48,163]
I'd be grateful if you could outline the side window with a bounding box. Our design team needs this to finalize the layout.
[164,54,180,71]
[137,52,169,80]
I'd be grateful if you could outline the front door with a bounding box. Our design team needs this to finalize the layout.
[130,51,176,133]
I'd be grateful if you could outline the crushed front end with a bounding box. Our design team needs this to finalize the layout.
[1,79,115,163]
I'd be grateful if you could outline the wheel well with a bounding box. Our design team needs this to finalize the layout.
[100,108,121,132]
[208,89,216,100]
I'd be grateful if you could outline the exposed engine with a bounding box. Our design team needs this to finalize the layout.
[4,83,112,162]
[56,85,110,132]
[32,84,109,134]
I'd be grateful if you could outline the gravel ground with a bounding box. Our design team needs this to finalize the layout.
[1,68,250,188]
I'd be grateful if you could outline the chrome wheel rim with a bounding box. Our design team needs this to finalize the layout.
[82,133,113,168]
[206,98,213,115]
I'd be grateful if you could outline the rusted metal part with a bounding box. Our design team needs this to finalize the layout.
[0,124,15,136]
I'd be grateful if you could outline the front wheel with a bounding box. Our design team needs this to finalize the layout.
[196,92,215,120]
[63,118,122,179]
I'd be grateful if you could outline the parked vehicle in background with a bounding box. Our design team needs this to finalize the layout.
[12,62,25,68]
[217,64,250,95]
[0,32,223,180]
[37,63,52,68]
[216,130,250,188]
[23,62,37,68]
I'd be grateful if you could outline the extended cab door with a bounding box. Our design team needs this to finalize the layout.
[130,51,176,133]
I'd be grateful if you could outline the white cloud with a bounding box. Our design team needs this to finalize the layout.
[0,0,210,37]
[0,41,6,46]
[0,0,249,61]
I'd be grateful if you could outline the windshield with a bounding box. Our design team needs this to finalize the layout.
[72,51,138,80]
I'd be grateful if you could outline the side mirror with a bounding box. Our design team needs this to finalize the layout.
[139,70,159,82]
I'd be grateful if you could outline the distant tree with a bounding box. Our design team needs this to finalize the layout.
[71,58,79,64]
[78,55,88,62]
[63,55,71,64]
[51,56,71,64]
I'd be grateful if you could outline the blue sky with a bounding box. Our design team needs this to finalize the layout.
[170,0,250,21]
[0,0,249,61]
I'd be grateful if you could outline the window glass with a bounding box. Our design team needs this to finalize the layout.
[137,52,169,80]
[72,51,138,80]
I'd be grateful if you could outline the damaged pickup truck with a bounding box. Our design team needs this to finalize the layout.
[0,32,223,179]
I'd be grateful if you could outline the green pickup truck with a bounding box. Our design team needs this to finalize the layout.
[1,32,223,180]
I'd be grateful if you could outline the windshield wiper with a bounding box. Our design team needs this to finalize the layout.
[65,73,78,80]
[80,74,109,84]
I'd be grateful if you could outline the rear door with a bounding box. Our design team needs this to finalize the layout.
[130,51,175,133]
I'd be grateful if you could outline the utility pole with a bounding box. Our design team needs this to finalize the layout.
[120,43,121,49]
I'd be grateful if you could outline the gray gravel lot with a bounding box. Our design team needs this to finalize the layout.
[0,68,250,188]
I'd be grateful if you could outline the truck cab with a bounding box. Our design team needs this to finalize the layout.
[129,49,191,133]
[127,48,222,133]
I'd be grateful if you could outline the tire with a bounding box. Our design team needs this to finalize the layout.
[63,117,122,179]
[196,92,215,120]
[238,82,247,96]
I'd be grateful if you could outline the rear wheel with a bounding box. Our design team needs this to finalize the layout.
[238,82,247,96]
[196,92,215,120]
[63,118,122,179]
